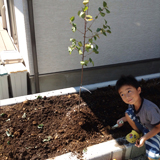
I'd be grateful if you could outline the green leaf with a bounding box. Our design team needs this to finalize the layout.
[100,12,105,17]
[89,58,94,66]
[72,26,76,32]
[85,44,91,48]
[72,41,76,44]
[101,29,106,36]
[80,61,85,66]
[70,16,75,22]
[70,38,76,42]
[76,46,80,50]
[85,60,89,66]
[107,26,111,29]
[81,13,85,19]
[83,6,88,12]
[72,41,76,45]
[85,15,93,21]
[86,48,89,52]
[105,8,110,13]
[78,10,81,16]
[68,47,72,52]
[94,36,97,41]
[96,28,101,32]
[85,43,93,51]
[93,48,99,54]
[107,30,111,33]
[85,44,91,52]
[98,7,103,12]
[95,45,98,50]
[92,61,94,66]
[89,38,93,44]
[79,50,83,55]
[72,23,77,32]
[83,0,89,5]
[72,23,76,27]
[95,16,98,19]
[102,31,107,36]
[78,41,83,47]
[88,28,92,32]
[104,19,107,24]
[103,25,107,29]
[79,11,85,18]
[103,1,107,8]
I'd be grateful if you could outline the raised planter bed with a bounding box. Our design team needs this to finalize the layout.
[0,74,160,160]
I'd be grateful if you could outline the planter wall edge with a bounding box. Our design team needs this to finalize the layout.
[0,73,160,107]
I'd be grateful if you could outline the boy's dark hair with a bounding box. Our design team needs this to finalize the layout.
[115,75,140,92]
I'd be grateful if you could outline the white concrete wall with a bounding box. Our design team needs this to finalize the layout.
[3,0,10,32]
[13,0,34,74]
[31,0,160,75]
[0,0,4,16]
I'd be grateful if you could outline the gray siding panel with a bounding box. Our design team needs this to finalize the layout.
[30,58,160,93]
[32,0,160,75]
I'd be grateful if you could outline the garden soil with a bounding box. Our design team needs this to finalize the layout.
[0,78,160,160]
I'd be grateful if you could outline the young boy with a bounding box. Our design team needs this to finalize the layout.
[115,75,160,160]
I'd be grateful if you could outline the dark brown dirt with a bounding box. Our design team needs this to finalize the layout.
[0,78,160,160]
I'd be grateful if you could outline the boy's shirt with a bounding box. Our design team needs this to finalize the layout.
[128,98,160,131]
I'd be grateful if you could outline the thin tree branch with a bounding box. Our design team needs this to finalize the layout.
[84,51,94,57]
[86,7,105,32]
[77,29,84,34]
[78,13,87,110]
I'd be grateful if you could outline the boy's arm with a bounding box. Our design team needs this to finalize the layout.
[135,123,160,148]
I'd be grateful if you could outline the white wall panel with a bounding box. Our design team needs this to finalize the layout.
[14,0,34,75]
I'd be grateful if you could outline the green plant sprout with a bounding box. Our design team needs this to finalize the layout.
[38,124,44,129]
[83,147,87,153]
[42,136,53,142]
[22,112,26,119]
[68,0,111,109]
[0,113,5,117]
[37,95,42,99]
[6,129,14,137]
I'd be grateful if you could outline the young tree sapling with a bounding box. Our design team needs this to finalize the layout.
[68,0,111,110]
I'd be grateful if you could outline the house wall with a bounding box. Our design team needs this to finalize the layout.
[13,0,160,93]
[32,0,160,74]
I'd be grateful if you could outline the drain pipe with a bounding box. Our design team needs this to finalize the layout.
[27,0,40,93]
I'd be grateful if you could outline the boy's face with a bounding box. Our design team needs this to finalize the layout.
[118,85,141,105]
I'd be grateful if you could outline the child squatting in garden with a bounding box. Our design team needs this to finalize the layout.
[115,75,160,160]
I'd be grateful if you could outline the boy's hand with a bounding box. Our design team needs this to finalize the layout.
[117,119,124,127]
[135,137,145,148]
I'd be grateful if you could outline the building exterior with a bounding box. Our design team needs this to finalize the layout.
[1,0,160,94]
